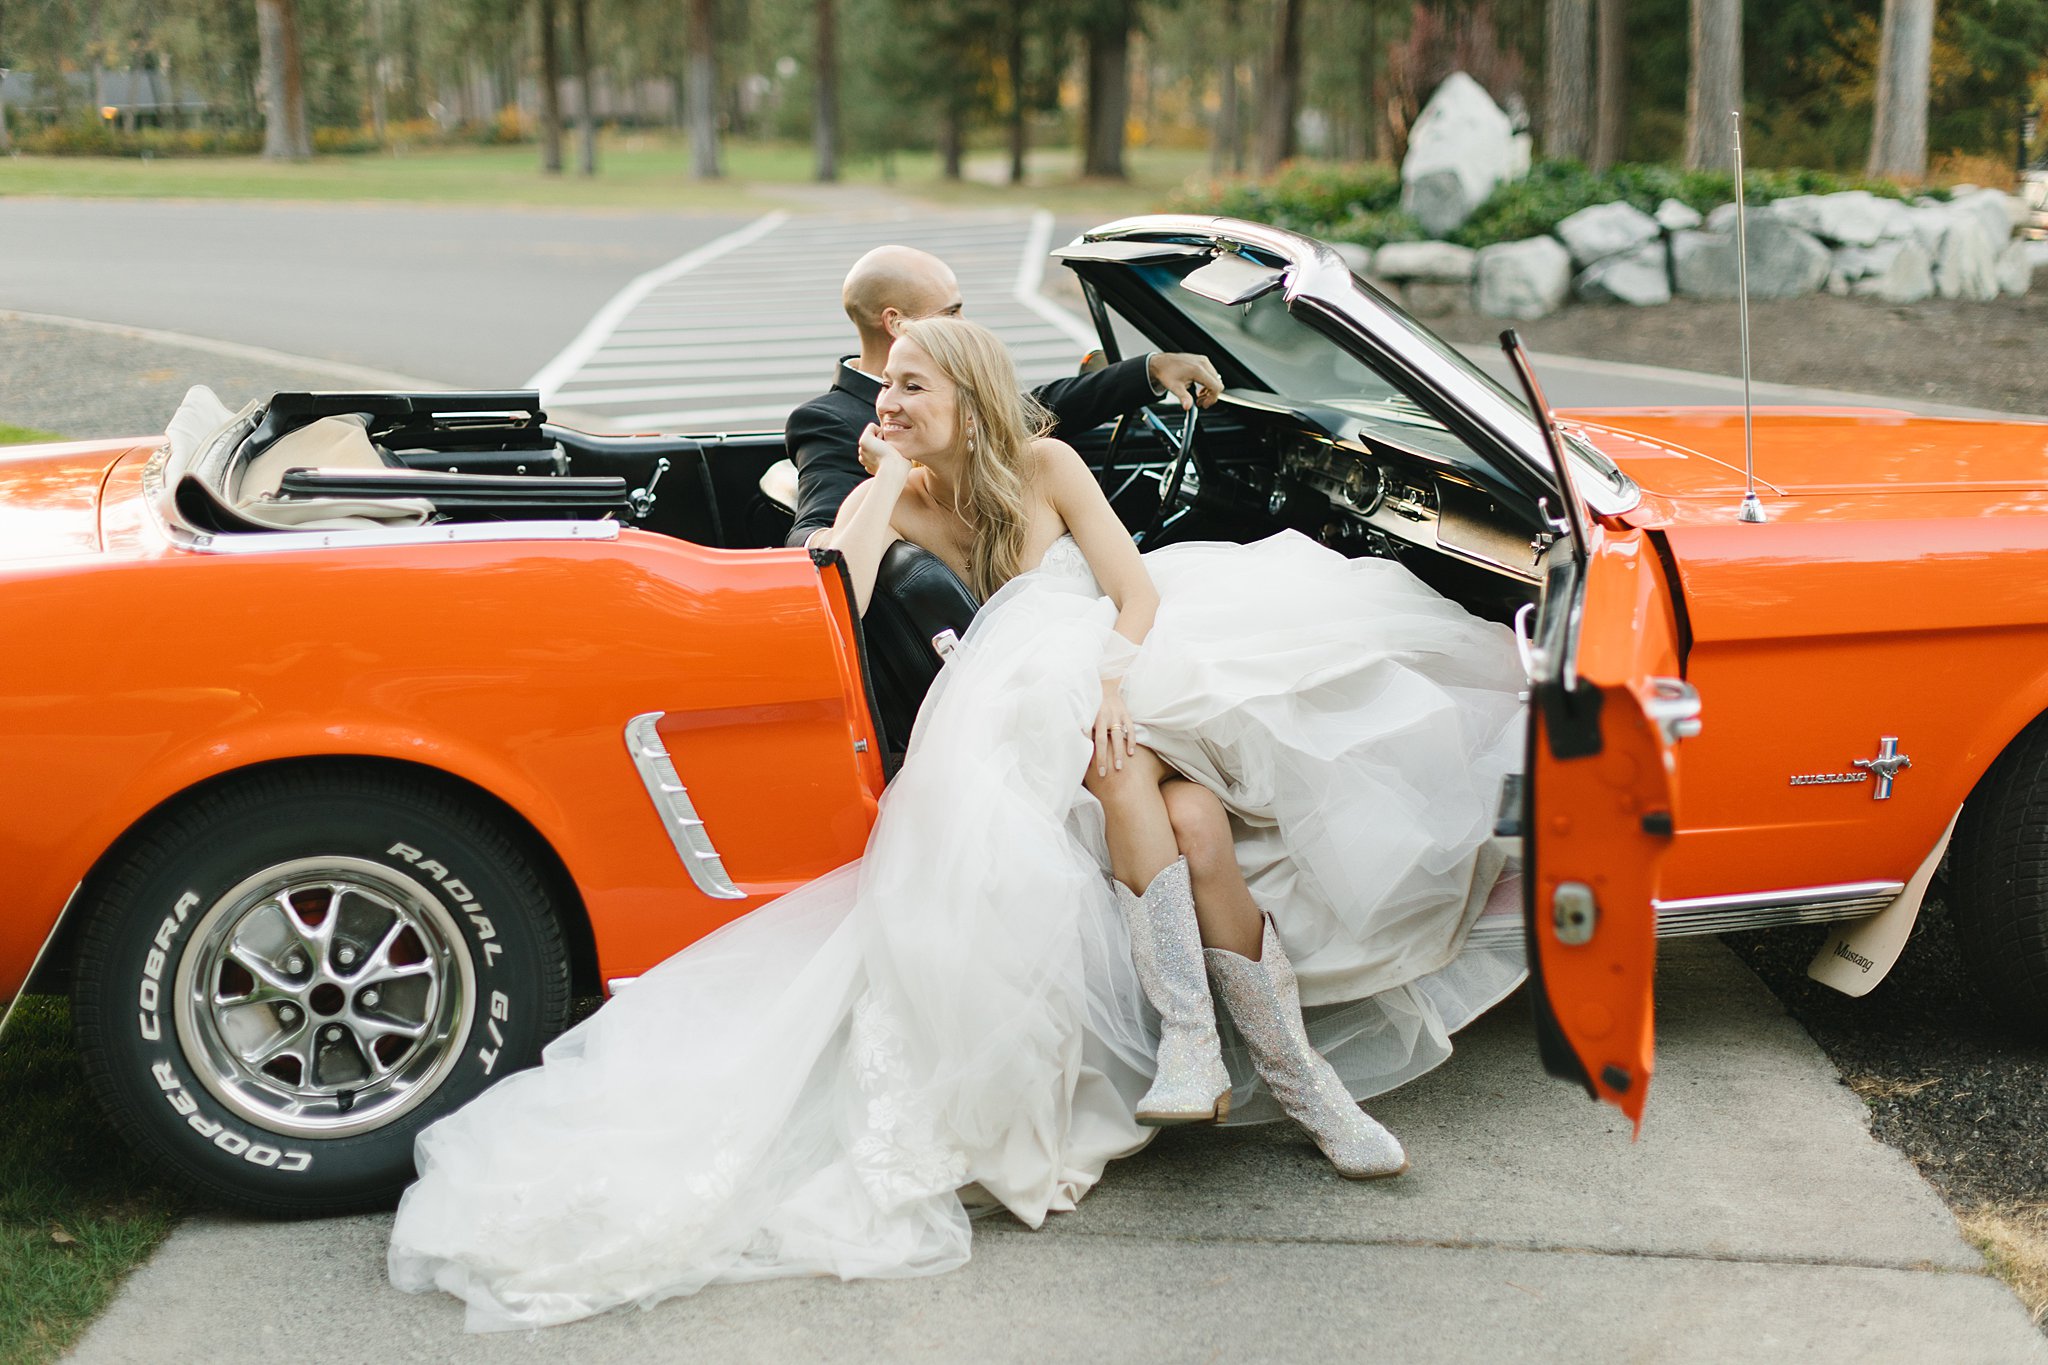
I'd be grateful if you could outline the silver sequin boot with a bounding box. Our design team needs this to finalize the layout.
[1114,858,1233,1125]
[1205,917,1407,1178]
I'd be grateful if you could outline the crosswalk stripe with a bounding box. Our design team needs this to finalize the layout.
[524,210,1099,434]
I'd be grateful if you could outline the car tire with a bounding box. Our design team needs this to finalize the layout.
[70,764,572,1216]
[1951,718,2048,1035]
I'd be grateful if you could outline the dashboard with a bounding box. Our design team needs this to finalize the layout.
[1211,392,1549,587]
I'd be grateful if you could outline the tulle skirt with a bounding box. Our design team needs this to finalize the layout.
[388,532,1528,1330]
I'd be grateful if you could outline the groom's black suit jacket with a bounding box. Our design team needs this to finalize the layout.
[783,355,1158,547]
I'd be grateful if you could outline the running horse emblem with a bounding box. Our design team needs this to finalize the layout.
[1852,737,1912,800]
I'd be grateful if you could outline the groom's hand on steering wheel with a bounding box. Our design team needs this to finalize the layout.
[1148,353,1225,410]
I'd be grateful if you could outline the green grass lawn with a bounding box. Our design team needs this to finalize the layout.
[0,135,1206,218]
[0,426,65,445]
[0,997,184,1365]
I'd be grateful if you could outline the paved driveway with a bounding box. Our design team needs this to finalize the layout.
[0,200,746,387]
[67,941,2047,1364]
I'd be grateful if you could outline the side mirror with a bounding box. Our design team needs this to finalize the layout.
[1078,349,1109,375]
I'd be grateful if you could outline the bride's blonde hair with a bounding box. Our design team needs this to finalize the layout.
[895,315,1052,601]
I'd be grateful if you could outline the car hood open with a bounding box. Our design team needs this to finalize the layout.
[1566,407,2048,522]
[0,439,143,562]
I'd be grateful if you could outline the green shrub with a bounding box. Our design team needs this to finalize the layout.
[1171,156,1950,254]
[15,120,262,157]
[1324,207,1427,250]
[1165,162,1402,235]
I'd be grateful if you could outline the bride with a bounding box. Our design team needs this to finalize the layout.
[388,317,1527,1332]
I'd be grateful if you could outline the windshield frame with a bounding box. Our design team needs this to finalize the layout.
[1064,216,1641,519]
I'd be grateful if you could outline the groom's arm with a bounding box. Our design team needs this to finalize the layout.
[1029,357,1158,437]
[1031,352,1224,436]
[785,397,867,548]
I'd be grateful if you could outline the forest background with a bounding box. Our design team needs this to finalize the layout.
[3,0,2045,190]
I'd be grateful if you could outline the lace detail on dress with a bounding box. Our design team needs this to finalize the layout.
[846,993,969,1211]
[1031,535,1097,590]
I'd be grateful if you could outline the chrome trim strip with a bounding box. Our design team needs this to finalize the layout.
[1075,215,1642,519]
[623,712,747,900]
[1462,879,1907,953]
[0,882,84,1045]
[186,520,621,554]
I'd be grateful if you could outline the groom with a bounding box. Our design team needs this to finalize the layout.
[784,244,1224,547]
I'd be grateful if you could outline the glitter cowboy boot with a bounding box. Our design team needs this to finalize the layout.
[1205,916,1407,1178]
[1114,858,1234,1125]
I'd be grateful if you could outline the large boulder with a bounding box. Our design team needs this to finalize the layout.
[1671,221,1828,299]
[1995,240,2033,297]
[1933,221,2000,301]
[1474,236,1572,319]
[1949,187,2017,256]
[1673,230,1738,299]
[1768,190,1895,247]
[1372,240,1478,283]
[1845,240,1934,304]
[1556,201,1662,266]
[1575,242,1671,305]
[1744,218,1832,298]
[1654,198,1703,232]
[1400,73,1531,236]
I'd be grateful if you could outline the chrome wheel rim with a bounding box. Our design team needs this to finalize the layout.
[173,856,476,1139]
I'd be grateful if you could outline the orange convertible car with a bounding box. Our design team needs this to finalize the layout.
[5,215,2044,1213]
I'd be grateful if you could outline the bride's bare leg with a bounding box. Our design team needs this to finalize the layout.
[1089,748,1232,1124]
[1160,780,1263,959]
[1082,746,1179,893]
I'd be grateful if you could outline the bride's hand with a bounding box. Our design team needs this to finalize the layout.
[857,423,912,485]
[1091,678,1137,778]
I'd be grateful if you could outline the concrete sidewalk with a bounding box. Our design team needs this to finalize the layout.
[68,939,2046,1365]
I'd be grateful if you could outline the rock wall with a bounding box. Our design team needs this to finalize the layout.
[1361,184,2034,320]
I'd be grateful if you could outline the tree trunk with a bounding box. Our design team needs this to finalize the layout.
[255,0,312,160]
[366,0,388,141]
[569,0,595,175]
[537,0,563,173]
[1365,0,1386,163]
[1544,0,1592,161]
[1082,5,1131,180]
[941,98,965,180]
[687,0,721,178]
[814,0,838,181]
[1007,9,1028,184]
[1591,0,1626,170]
[1211,0,1241,174]
[1683,0,1742,171]
[1866,0,1931,180]
[1254,0,1305,174]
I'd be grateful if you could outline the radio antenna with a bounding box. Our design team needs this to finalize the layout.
[1732,109,1765,523]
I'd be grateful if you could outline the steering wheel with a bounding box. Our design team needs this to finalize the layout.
[1097,399,1202,547]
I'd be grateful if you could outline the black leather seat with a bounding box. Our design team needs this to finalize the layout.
[863,541,979,752]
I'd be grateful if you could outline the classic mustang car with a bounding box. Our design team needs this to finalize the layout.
[4,214,2043,1215]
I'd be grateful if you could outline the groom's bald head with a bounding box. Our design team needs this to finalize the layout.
[843,246,964,353]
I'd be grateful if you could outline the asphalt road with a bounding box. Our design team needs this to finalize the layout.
[0,200,748,387]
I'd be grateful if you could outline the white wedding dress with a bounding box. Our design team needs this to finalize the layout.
[388,531,1528,1331]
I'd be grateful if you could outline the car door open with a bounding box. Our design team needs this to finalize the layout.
[1505,332,1691,1132]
